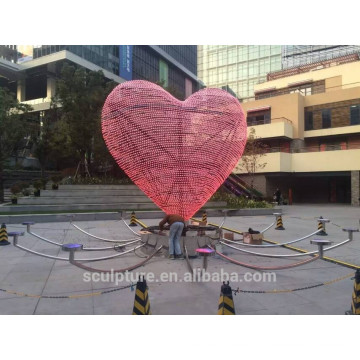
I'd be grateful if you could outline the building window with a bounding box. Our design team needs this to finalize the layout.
[159,59,168,87]
[305,111,313,130]
[209,69,217,84]
[350,105,360,125]
[290,85,312,96]
[218,66,227,82]
[322,109,331,128]
[247,110,271,126]
[228,48,237,64]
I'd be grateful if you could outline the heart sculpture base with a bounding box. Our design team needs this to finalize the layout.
[101,80,247,220]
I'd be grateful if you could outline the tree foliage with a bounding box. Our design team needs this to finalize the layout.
[51,63,117,176]
[0,87,33,201]
[32,106,62,177]
[235,128,268,189]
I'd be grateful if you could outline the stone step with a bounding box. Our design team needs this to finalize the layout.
[4,189,11,202]
[39,189,145,197]
[0,203,160,212]
[58,184,139,190]
[0,201,227,213]
[18,195,153,205]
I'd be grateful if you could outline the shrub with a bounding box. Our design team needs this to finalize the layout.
[17,181,30,190]
[210,191,272,209]
[10,184,22,195]
[40,178,48,190]
[33,179,43,190]
[51,175,63,184]
[71,176,133,185]
[22,189,31,196]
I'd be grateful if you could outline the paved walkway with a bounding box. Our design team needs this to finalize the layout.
[0,204,359,314]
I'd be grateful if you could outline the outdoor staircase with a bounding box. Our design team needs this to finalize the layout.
[0,184,226,213]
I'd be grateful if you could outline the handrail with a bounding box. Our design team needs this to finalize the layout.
[266,142,360,154]
[247,117,292,126]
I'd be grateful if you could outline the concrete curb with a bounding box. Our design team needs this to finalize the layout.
[0,208,281,224]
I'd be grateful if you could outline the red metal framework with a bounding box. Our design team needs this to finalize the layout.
[101,80,247,220]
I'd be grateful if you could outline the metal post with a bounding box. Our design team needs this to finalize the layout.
[310,239,333,259]
[22,221,35,233]
[62,243,84,263]
[7,231,25,246]
[203,255,208,271]
[342,228,359,242]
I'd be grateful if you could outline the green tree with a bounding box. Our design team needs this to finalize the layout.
[234,128,268,191]
[0,87,33,202]
[52,63,116,177]
[32,107,61,178]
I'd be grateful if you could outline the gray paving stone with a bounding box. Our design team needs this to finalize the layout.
[0,204,359,314]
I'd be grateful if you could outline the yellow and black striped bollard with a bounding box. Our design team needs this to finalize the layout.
[274,213,285,230]
[0,224,10,246]
[347,269,360,315]
[129,211,138,227]
[132,276,151,315]
[317,216,328,236]
[218,281,235,315]
[202,211,207,224]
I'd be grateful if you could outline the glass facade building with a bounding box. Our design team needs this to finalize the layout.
[198,45,360,102]
[0,45,19,62]
[197,45,282,102]
[132,46,198,99]
[158,45,197,75]
[32,45,198,100]
[282,45,360,69]
[33,45,121,76]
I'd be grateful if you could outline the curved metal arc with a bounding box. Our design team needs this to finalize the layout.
[72,222,140,242]
[208,246,320,270]
[81,239,141,251]
[223,229,322,248]
[69,245,163,273]
[183,240,194,275]
[208,218,275,236]
[260,221,276,234]
[121,218,142,237]
[28,230,62,246]
[27,229,141,251]
[218,214,227,230]
[219,238,351,258]
[13,241,146,262]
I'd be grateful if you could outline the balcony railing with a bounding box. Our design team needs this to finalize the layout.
[247,117,292,126]
[21,97,51,106]
[266,142,360,154]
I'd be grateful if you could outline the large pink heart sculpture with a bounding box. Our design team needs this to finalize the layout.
[101,80,247,220]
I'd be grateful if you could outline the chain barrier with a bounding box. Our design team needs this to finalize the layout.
[233,272,354,294]
[0,283,135,299]
[1,272,354,299]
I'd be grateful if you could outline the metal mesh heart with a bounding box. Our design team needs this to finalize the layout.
[101,80,247,220]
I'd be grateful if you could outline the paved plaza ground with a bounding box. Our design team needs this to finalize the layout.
[0,204,359,315]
